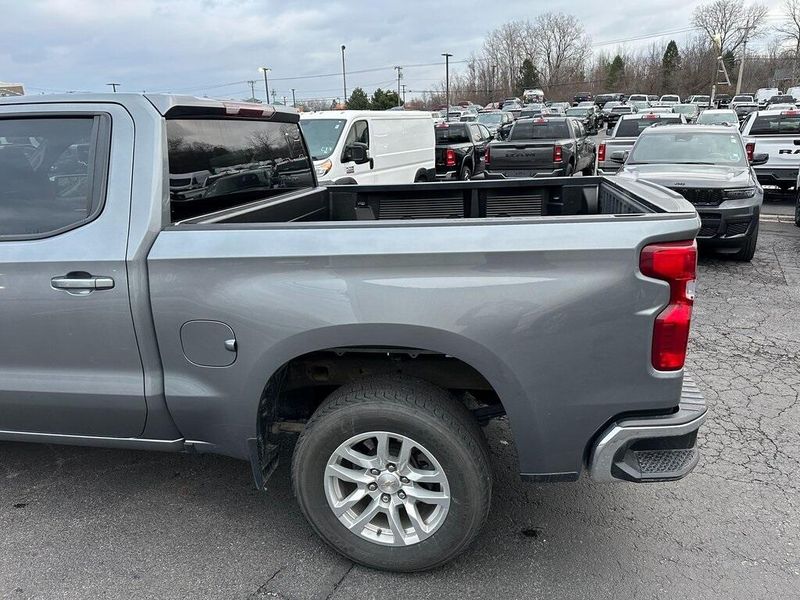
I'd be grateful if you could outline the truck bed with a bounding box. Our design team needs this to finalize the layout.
[175,177,688,226]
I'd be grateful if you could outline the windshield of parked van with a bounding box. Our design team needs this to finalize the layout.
[615,116,681,136]
[629,131,746,165]
[509,120,570,139]
[298,119,347,160]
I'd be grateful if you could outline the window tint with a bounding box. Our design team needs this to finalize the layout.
[615,116,681,137]
[167,118,314,222]
[749,113,800,135]
[435,124,470,144]
[0,117,105,239]
[509,120,570,140]
[344,120,369,149]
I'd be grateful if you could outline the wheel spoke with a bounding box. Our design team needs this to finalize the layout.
[404,499,428,538]
[405,466,446,485]
[396,438,413,471]
[348,496,381,532]
[330,487,368,517]
[336,446,379,470]
[386,502,407,545]
[325,463,372,485]
[405,486,449,506]
[375,432,391,466]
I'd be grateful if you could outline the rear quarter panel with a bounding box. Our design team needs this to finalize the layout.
[148,213,698,478]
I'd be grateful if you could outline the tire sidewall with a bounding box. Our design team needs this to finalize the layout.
[293,403,490,571]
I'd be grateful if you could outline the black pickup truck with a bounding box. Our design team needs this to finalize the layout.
[485,117,596,178]
[434,121,493,180]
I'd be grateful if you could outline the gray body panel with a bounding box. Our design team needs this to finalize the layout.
[0,94,701,480]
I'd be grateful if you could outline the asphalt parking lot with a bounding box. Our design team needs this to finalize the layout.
[2,219,798,600]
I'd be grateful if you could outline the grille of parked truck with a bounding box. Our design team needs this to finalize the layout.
[0,93,706,572]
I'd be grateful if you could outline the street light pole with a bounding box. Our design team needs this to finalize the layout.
[291,88,296,108]
[341,45,347,103]
[442,53,452,120]
[258,67,271,103]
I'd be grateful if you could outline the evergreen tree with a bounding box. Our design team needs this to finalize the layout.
[662,40,681,90]
[606,55,625,89]
[346,87,371,110]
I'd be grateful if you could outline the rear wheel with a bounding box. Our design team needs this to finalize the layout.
[581,163,595,176]
[732,222,759,262]
[459,164,473,180]
[291,376,492,572]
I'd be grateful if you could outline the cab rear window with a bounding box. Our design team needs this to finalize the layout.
[749,113,800,135]
[616,116,681,137]
[509,120,570,140]
[435,124,470,144]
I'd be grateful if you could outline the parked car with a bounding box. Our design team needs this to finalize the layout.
[614,125,764,261]
[522,88,545,103]
[595,93,625,108]
[573,91,593,105]
[564,105,602,134]
[0,92,706,573]
[755,88,780,109]
[549,102,571,113]
[598,113,686,173]
[519,106,547,119]
[485,116,596,177]
[730,94,755,109]
[300,110,435,184]
[766,96,795,109]
[475,110,514,137]
[741,108,800,191]
[715,94,731,108]
[459,114,478,122]
[688,95,711,109]
[672,103,700,123]
[764,103,796,112]
[644,106,674,114]
[647,95,660,104]
[434,121,492,180]
[659,94,682,106]
[604,104,636,128]
[696,109,739,127]
[627,94,650,110]
[734,102,759,122]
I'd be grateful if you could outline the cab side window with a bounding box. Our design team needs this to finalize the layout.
[344,120,369,149]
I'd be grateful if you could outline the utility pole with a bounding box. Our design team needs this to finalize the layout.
[442,53,452,119]
[395,66,403,106]
[271,89,277,104]
[736,27,753,95]
[283,96,287,106]
[401,84,406,105]
[258,67,270,103]
[247,80,256,101]
[106,82,120,93]
[341,45,347,103]
[291,88,296,108]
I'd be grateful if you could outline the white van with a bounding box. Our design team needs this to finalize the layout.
[755,88,780,107]
[299,110,435,184]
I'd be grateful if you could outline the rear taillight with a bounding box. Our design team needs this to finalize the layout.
[745,142,755,162]
[640,240,697,371]
[554,145,563,162]
[446,148,456,168]
[598,143,606,162]
[484,146,491,165]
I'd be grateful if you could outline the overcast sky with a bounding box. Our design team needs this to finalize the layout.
[1,0,785,102]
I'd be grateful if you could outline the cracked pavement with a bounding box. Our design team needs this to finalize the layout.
[1,222,798,600]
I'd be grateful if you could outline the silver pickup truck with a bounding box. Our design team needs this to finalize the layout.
[0,94,705,572]
[599,113,686,173]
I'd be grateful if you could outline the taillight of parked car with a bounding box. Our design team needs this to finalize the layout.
[745,142,755,163]
[640,240,697,371]
[446,149,456,168]
[484,146,490,165]
[598,143,606,162]
[554,145,563,163]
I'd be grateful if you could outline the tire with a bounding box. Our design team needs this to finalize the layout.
[459,164,473,180]
[414,170,428,183]
[564,162,574,177]
[291,376,492,572]
[732,222,759,262]
[795,194,800,227]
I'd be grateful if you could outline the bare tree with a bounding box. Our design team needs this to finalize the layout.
[533,12,592,87]
[777,0,800,60]
[692,0,769,53]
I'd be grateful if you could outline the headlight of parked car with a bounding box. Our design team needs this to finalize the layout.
[722,187,756,200]
[316,160,332,178]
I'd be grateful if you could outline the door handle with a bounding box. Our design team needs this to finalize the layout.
[51,274,115,291]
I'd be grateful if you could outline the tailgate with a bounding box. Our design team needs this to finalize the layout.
[489,142,554,169]
[748,136,800,168]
